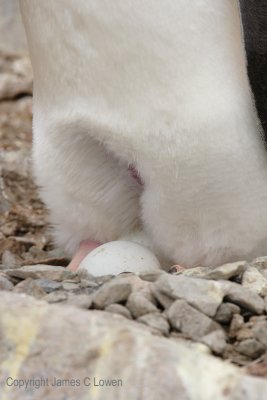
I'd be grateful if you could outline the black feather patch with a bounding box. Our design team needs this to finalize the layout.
[240,0,267,143]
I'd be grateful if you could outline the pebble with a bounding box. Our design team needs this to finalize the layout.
[250,256,267,270]
[236,327,253,341]
[93,280,132,309]
[200,330,227,355]
[1,250,22,268]
[43,291,68,303]
[126,291,159,318]
[0,274,14,291]
[252,320,267,347]
[219,280,265,314]
[80,279,98,288]
[66,294,93,309]
[62,282,80,291]
[242,266,267,296]
[166,299,222,340]
[34,278,62,293]
[181,261,247,281]
[138,313,170,336]
[13,277,46,299]
[235,339,265,359]
[156,274,224,317]
[138,270,165,282]
[105,304,133,319]
[214,302,240,324]
[151,286,174,309]
[229,314,245,338]
[5,264,76,282]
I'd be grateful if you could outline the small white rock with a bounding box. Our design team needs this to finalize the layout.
[78,240,161,276]
[242,266,267,296]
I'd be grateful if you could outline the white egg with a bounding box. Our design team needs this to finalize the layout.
[78,240,161,276]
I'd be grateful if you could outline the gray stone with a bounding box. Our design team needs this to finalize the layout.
[151,286,174,309]
[229,314,245,339]
[200,331,227,355]
[62,282,80,291]
[242,266,267,296]
[167,299,222,340]
[0,273,14,291]
[138,270,165,282]
[34,278,62,293]
[138,313,170,336]
[214,302,240,324]
[0,72,32,100]
[236,328,253,341]
[126,291,158,318]
[43,290,68,303]
[219,280,265,314]
[13,277,46,299]
[251,256,267,271]
[93,280,132,309]
[181,261,247,281]
[105,303,133,319]
[1,291,267,400]
[1,250,21,268]
[252,320,267,347]
[155,274,224,317]
[66,294,93,309]
[5,264,76,281]
[80,279,98,288]
[231,375,267,400]
[235,339,265,358]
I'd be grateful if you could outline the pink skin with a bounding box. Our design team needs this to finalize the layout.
[68,240,101,272]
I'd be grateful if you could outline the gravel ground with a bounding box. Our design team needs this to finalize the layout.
[1,50,267,380]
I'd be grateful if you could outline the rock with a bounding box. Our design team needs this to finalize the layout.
[155,274,224,317]
[65,294,93,309]
[34,278,62,293]
[181,261,247,280]
[242,266,267,296]
[43,290,68,303]
[62,282,80,291]
[1,250,21,267]
[167,300,222,340]
[2,291,266,400]
[138,313,170,336]
[252,320,267,347]
[13,277,46,299]
[236,328,253,341]
[80,278,98,288]
[138,270,165,282]
[93,279,132,309]
[236,339,265,359]
[5,264,76,281]
[0,72,32,100]
[200,331,227,355]
[126,291,158,318]
[214,302,240,324]
[105,304,133,319]
[251,256,267,270]
[0,273,14,291]
[219,280,265,314]
[151,286,174,309]
[229,314,245,339]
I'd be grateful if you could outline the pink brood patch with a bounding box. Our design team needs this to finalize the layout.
[68,239,101,272]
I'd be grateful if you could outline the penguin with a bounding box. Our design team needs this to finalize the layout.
[20,0,267,274]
